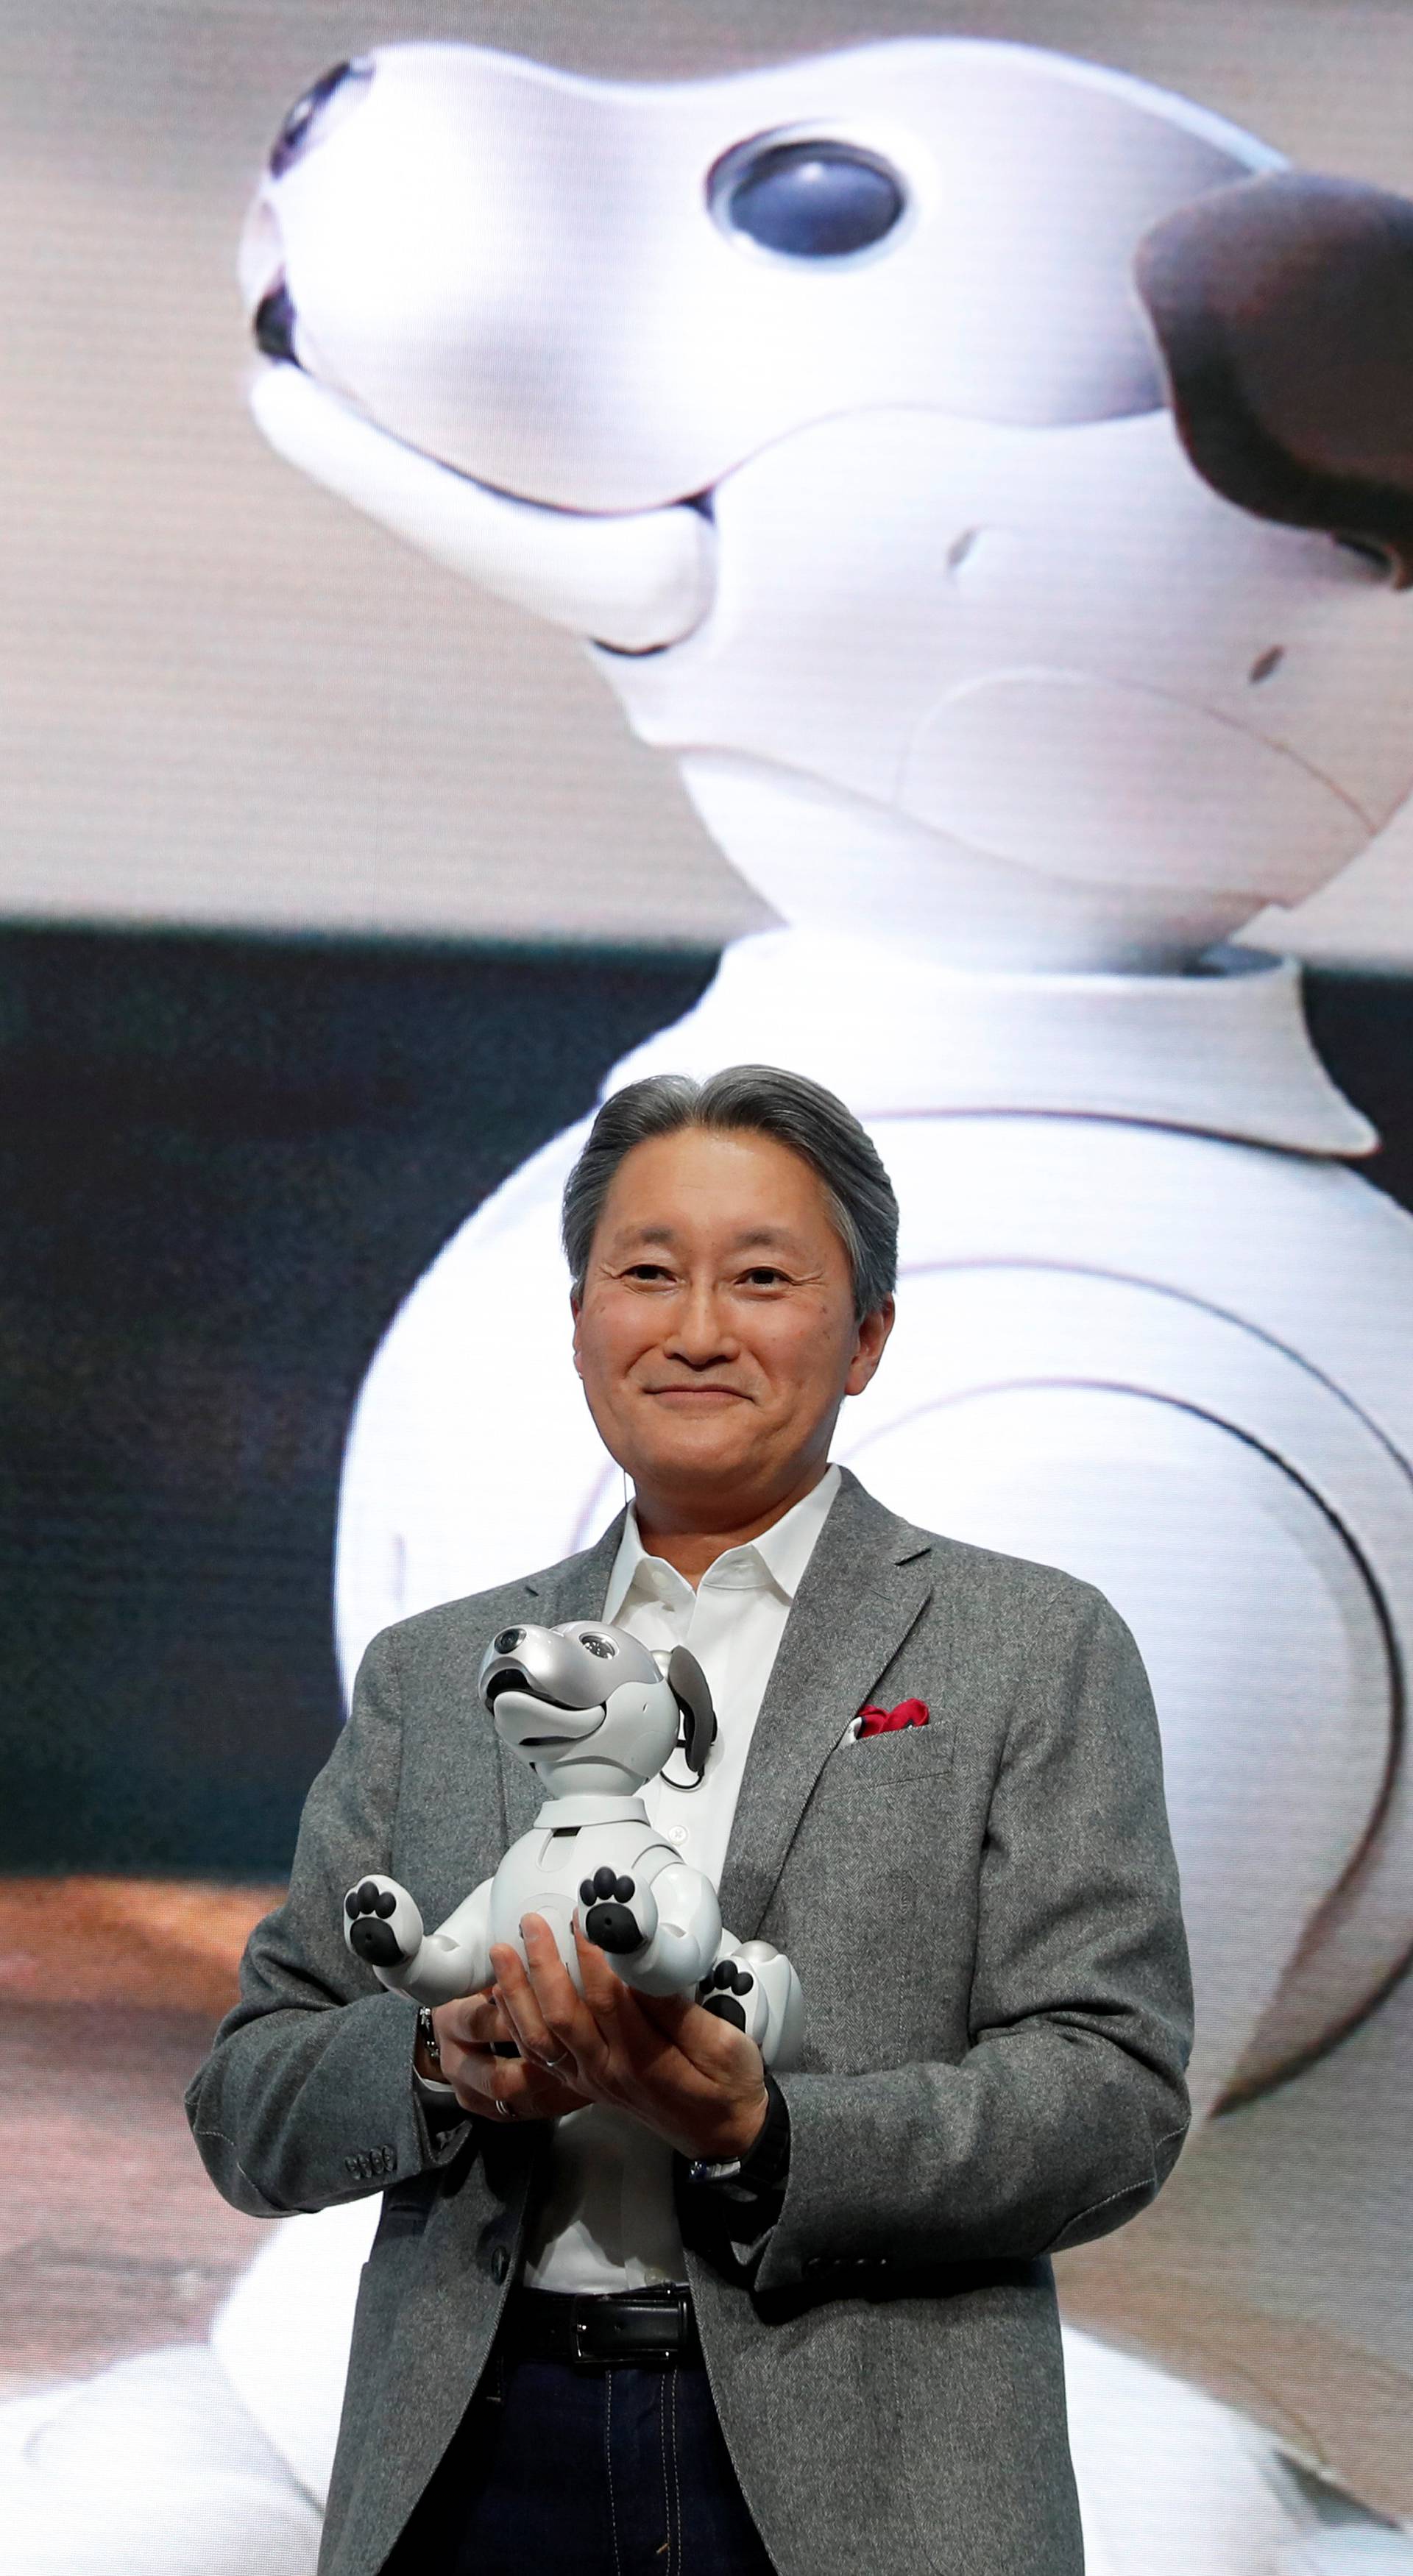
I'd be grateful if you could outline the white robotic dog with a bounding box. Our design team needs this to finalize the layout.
[342,1616,804,2061]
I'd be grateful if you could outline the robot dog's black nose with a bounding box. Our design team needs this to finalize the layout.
[269,58,374,179]
[253,280,299,364]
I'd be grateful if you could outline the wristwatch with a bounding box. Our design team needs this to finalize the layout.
[414,2003,461,2104]
[687,2073,790,2197]
[415,2004,443,2076]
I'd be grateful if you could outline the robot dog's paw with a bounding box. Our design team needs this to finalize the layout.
[698,1939,804,2067]
[580,1865,646,1955]
[344,1875,420,1968]
[698,1956,757,2031]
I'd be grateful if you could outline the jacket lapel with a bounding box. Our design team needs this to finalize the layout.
[717,1471,935,1938]
[495,1508,628,1843]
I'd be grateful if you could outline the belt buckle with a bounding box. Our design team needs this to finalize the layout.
[569,2290,687,2368]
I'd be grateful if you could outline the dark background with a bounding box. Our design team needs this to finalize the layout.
[0,928,1404,1879]
[0,928,713,1877]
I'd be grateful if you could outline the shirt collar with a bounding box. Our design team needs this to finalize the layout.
[602,1462,841,1618]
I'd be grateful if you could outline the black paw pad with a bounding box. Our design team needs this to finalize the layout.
[349,1917,403,1966]
[584,1900,645,1954]
[580,1867,635,1906]
[704,1960,754,1997]
[347,1880,399,1923]
[701,1994,748,2031]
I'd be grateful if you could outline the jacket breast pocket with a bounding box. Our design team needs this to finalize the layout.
[768,1727,975,2070]
[804,1724,956,1878]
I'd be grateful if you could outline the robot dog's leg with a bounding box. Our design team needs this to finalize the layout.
[699,1936,805,2070]
[592,1859,720,1998]
[344,1873,493,2005]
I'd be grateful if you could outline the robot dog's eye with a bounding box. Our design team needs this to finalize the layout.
[492,1627,525,1654]
[270,58,374,178]
[709,135,906,261]
[578,1632,616,1658]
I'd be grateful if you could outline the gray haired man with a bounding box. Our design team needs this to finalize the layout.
[188,1064,1192,2576]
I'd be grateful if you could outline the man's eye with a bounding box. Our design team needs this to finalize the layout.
[624,1262,674,1282]
[740,1267,788,1287]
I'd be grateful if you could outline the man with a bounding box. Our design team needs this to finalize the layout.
[188,1064,1192,2576]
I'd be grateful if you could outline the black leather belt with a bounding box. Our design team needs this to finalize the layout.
[497,2285,704,2368]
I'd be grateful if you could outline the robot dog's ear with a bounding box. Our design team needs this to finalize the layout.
[1135,171,1413,585]
[667,1646,717,1782]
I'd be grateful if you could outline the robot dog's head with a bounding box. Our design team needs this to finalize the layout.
[478,1618,715,1797]
[242,39,1413,966]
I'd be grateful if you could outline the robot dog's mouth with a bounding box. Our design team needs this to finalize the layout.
[484,1671,583,1716]
[481,1669,525,1709]
[247,350,718,657]
[250,280,716,523]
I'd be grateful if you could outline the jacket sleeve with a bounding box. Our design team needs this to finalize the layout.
[185,1624,475,2219]
[754,1583,1194,2290]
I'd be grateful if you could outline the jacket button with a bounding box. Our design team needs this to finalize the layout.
[489,2246,510,2284]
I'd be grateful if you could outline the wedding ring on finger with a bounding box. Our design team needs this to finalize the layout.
[493,2096,514,2119]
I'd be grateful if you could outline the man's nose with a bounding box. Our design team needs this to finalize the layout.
[665,1281,737,1362]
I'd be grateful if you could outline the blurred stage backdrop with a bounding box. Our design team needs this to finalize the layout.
[2,4,1412,2573]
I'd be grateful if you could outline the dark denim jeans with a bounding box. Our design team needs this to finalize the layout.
[389,2352,777,2576]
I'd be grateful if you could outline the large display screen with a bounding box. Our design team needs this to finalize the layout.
[3,6,1412,2572]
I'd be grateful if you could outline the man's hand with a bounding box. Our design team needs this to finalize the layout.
[485,1912,771,2162]
[426,1987,593,2123]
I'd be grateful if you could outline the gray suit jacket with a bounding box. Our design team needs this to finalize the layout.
[188,1470,1192,2576]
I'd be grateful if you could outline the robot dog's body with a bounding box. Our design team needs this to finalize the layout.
[341,1616,804,2061]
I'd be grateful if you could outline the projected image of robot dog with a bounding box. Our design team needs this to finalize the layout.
[247,40,1413,2569]
[13,34,1409,2576]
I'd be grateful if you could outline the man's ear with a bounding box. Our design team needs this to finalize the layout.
[1135,170,1413,584]
[846,1295,895,1398]
[570,1288,583,1376]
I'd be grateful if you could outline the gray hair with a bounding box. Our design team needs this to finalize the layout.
[561,1065,899,1319]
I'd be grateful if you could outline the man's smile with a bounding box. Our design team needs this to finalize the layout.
[645,1385,748,1404]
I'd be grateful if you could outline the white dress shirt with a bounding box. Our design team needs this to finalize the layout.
[520,1463,841,2294]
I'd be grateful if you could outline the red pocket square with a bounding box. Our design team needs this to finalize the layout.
[856,1698,929,1738]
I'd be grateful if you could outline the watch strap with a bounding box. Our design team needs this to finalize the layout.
[687,2073,790,2195]
[414,2003,458,2099]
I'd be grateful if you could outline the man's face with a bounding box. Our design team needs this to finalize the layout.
[571,1125,893,1511]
